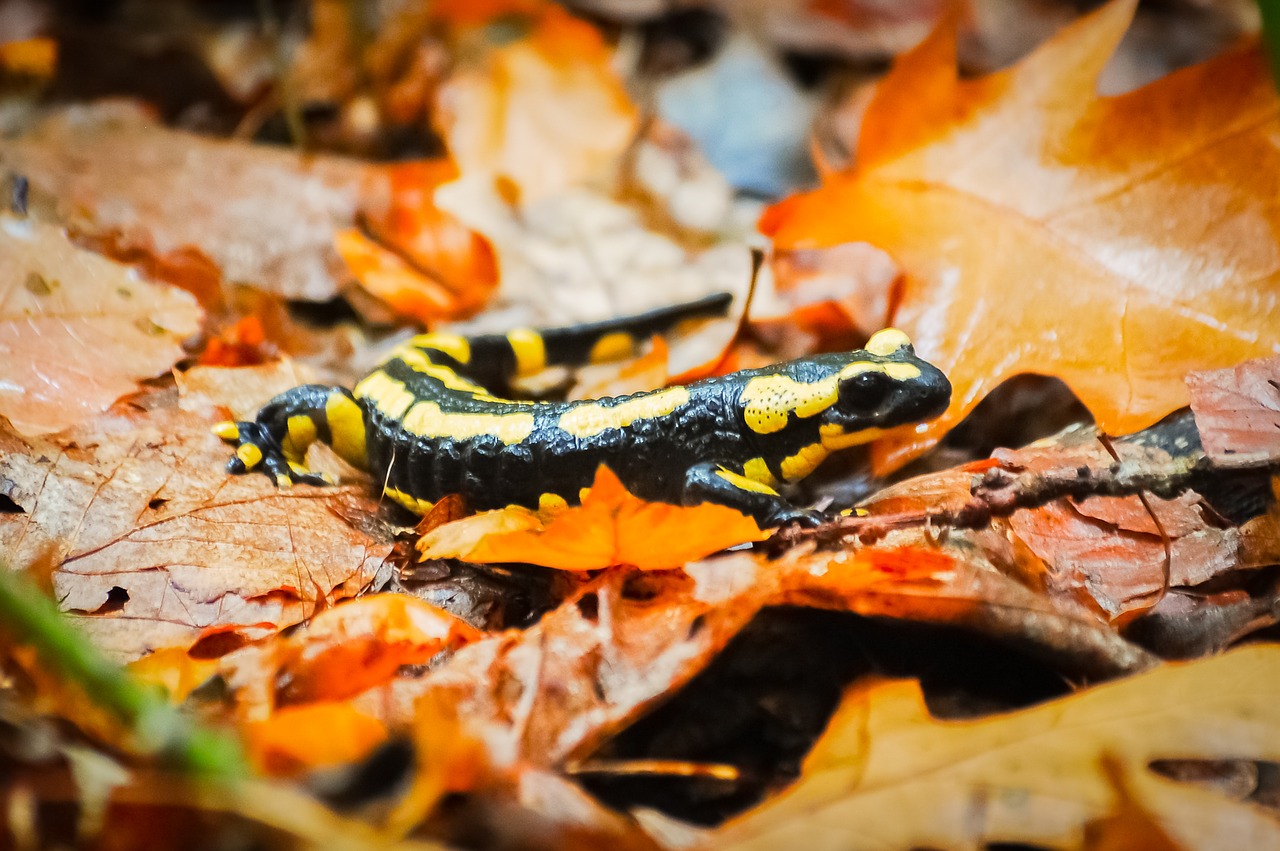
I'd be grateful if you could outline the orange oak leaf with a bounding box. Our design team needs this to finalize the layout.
[0,216,202,436]
[416,465,767,571]
[761,0,1280,470]
[0,408,392,662]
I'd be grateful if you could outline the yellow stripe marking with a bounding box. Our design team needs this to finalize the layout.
[819,423,889,451]
[865,328,912,356]
[236,443,263,469]
[883,362,921,381]
[589,331,636,364]
[781,443,830,481]
[408,333,471,364]
[384,486,435,515]
[715,467,779,496]
[402,401,535,445]
[557,387,690,438]
[507,328,547,376]
[325,392,368,468]
[393,348,499,398]
[742,457,779,488]
[354,371,417,419]
[281,414,317,462]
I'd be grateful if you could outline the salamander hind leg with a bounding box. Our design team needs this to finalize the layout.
[681,461,825,529]
[214,384,367,487]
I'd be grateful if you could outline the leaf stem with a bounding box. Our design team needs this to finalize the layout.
[0,566,245,778]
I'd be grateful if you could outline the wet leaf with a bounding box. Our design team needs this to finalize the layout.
[710,645,1280,851]
[0,102,390,302]
[762,0,1280,469]
[416,466,767,571]
[0,216,201,436]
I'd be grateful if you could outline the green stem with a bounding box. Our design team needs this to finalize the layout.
[0,567,245,778]
[1260,0,1280,90]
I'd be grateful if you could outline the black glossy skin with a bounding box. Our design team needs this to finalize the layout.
[223,295,952,527]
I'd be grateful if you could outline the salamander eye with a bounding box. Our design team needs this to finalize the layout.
[839,370,892,410]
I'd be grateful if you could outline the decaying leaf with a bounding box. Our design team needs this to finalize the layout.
[762,0,1280,469]
[0,408,392,662]
[0,102,391,303]
[709,645,1280,850]
[0,215,201,435]
[416,465,767,571]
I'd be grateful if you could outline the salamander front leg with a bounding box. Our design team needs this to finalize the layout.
[681,461,825,529]
[214,384,367,487]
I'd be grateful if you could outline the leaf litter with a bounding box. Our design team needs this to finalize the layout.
[1,0,1280,848]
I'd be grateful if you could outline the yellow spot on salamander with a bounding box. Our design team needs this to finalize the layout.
[558,387,690,438]
[865,328,912,356]
[325,392,368,468]
[409,333,471,364]
[882,362,921,381]
[819,423,889,451]
[384,486,435,515]
[393,349,499,399]
[740,374,840,434]
[236,443,263,470]
[212,421,240,440]
[742,457,779,488]
[281,414,317,462]
[780,443,829,481]
[589,331,636,364]
[715,467,779,496]
[507,328,547,376]
[402,401,535,445]
[538,492,569,512]
[355,371,416,419]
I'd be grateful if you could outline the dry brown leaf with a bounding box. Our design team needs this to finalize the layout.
[1188,354,1280,468]
[762,0,1280,470]
[0,408,392,662]
[0,102,390,302]
[708,645,1280,851]
[0,216,201,436]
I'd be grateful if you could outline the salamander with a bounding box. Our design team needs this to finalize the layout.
[216,294,951,527]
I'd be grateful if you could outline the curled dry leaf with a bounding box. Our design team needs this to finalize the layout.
[0,102,391,302]
[762,0,1280,470]
[273,594,484,706]
[0,215,201,436]
[0,408,392,662]
[708,645,1280,851]
[416,465,767,571]
[336,159,498,326]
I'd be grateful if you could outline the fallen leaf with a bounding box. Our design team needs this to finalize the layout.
[274,594,484,705]
[435,175,752,329]
[709,645,1280,851]
[245,702,388,776]
[416,466,767,571]
[0,408,392,662]
[0,215,202,436]
[176,358,318,422]
[435,4,638,201]
[341,159,498,325]
[1188,354,1280,468]
[0,102,391,302]
[761,0,1280,470]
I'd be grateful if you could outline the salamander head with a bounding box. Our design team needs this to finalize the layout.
[820,328,950,446]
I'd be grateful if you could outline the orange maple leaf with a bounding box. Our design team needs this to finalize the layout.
[762,0,1280,470]
[417,465,768,571]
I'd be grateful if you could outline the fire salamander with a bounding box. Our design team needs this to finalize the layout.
[216,294,950,528]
